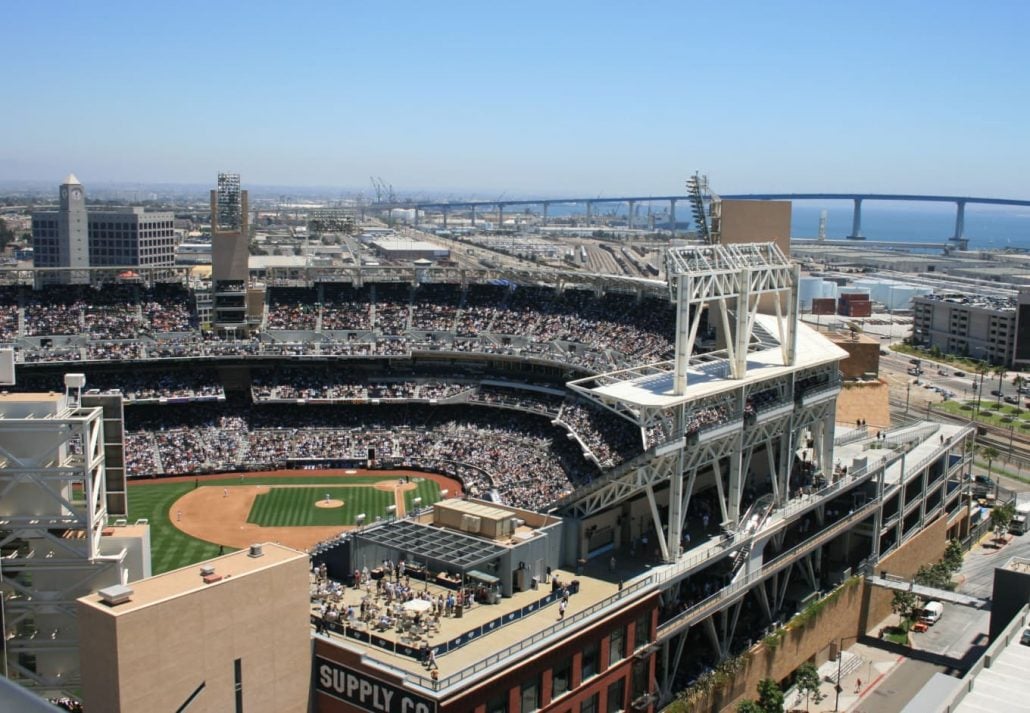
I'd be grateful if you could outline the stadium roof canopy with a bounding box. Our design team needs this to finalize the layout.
[354,520,507,572]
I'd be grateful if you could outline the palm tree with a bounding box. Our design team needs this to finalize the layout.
[979,444,1000,484]
[995,366,1007,406]
[974,362,991,416]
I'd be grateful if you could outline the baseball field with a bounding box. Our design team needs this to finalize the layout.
[126,470,460,574]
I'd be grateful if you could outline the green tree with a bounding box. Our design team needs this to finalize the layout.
[736,701,762,713]
[991,501,1016,534]
[942,539,964,573]
[0,218,15,249]
[914,562,955,591]
[891,589,918,620]
[794,662,824,712]
[994,365,1007,405]
[1013,374,1026,394]
[979,445,1000,484]
[756,678,784,713]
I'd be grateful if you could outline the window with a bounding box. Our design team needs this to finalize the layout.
[631,660,648,700]
[634,613,651,649]
[580,693,599,713]
[582,641,599,680]
[486,693,509,713]
[553,661,571,699]
[520,678,540,712]
[233,658,243,713]
[609,626,625,665]
[606,679,625,713]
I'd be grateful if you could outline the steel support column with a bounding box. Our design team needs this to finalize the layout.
[847,198,864,239]
[953,200,966,241]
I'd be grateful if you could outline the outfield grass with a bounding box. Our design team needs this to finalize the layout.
[127,474,443,575]
[248,486,393,527]
[127,479,226,575]
[404,478,443,512]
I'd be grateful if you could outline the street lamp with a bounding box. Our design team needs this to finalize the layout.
[906,381,912,415]
[834,634,860,711]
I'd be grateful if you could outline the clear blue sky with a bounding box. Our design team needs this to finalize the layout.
[3,0,1029,197]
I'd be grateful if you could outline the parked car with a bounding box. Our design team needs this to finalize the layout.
[954,370,966,377]
[972,475,996,498]
[991,389,1002,396]
[1021,628,1030,646]
[909,358,921,365]
[1005,395,1018,404]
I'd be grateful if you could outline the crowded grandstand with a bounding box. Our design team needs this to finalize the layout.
[4,276,718,512]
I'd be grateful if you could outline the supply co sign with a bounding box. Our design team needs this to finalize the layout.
[316,657,437,713]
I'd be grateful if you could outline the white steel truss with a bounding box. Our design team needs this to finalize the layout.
[665,243,799,391]
[0,386,127,695]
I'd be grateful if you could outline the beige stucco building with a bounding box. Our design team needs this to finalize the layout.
[77,543,312,713]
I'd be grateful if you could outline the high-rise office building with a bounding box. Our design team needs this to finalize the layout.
[32,175,176,284]
[31,174,90,284]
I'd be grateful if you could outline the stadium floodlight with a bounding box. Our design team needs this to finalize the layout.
[440,489,449,498]
[385,505,397,519]
[355,513,366,529]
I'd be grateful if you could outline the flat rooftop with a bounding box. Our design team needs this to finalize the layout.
[0,391,63,403]
[952,611,1030,713]
[581,314,848,408]
[79,543,306,616]
[833,421,970,486]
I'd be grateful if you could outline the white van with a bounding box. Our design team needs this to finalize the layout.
[919,601,944,626]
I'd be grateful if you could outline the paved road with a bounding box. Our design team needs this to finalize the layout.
[852,658,944,713]
[851,520,1030,710]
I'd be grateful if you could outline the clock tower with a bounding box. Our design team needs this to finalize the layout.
[57,173,90,283]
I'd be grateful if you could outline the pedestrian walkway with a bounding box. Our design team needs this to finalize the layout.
[865,575,989,609]
[783,614,905,712]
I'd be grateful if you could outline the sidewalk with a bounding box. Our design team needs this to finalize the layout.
[784,614,905,712]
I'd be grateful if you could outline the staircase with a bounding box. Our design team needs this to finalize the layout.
[150,435,165,473]
[730,494,776,577]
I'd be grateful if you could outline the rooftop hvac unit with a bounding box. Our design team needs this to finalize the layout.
[98,584,133,607]
[460,514,481,533]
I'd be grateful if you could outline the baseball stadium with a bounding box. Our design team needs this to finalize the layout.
[0,185,975,713]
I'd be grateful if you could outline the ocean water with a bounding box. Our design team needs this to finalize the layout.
[541,201,1030,251]
[789,204,1030,251]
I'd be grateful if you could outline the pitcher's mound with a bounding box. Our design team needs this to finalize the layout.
[315,499,345,509]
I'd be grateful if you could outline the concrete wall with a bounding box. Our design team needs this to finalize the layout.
[719,200,791,258]
[860,514,949,633]
[835,380,891,430]
[212,232,249,281]
[79,553,311,713]
[828,333,880,379]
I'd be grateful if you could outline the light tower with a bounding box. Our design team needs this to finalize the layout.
[210,173,251,335]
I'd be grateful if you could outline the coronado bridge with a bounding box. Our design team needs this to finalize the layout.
[393,193,1030,250]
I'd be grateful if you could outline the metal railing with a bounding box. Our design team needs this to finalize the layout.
[373,575,656,692]
[834,427,868,447]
